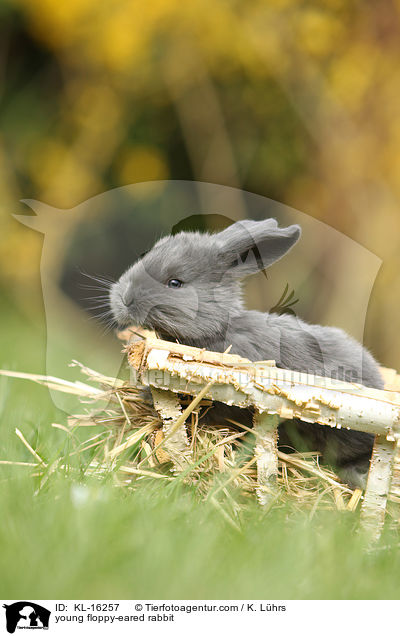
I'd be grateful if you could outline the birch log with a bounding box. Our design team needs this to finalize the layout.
[150,387,192,471]
[361,436,397,538]
[254,413,280,506]
[128,337,400,440]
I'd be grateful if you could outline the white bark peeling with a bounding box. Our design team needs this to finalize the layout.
[253,413,280,506]
[361,436,397,538]
[128,340,400,440]
[150,387,192,471]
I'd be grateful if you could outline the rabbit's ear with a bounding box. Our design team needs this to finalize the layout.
[217,219,301,277]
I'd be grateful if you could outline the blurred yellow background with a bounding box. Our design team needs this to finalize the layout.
[1,0,400,369]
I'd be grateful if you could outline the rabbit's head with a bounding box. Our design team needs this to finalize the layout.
[110,219,301,342]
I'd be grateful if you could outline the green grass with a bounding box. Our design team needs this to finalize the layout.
[1,291,400,600]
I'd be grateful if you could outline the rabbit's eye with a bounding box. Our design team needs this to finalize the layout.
[167,279,183,289]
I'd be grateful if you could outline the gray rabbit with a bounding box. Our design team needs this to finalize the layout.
[110,219,383,486]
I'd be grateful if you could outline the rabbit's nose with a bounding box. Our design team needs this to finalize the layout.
[122,287,135,307]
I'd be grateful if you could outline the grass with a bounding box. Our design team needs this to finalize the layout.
[1,290,400,600]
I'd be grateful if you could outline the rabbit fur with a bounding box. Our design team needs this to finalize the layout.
[110,219,383,486]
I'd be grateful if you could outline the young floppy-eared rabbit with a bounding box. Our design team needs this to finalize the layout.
[110,219,383,486]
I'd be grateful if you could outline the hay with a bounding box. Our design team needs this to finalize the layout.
[0,360,365,523]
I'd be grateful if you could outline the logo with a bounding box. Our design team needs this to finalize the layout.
[2,603,50,633]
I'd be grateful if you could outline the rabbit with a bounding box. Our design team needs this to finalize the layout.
[109,218,384,487]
